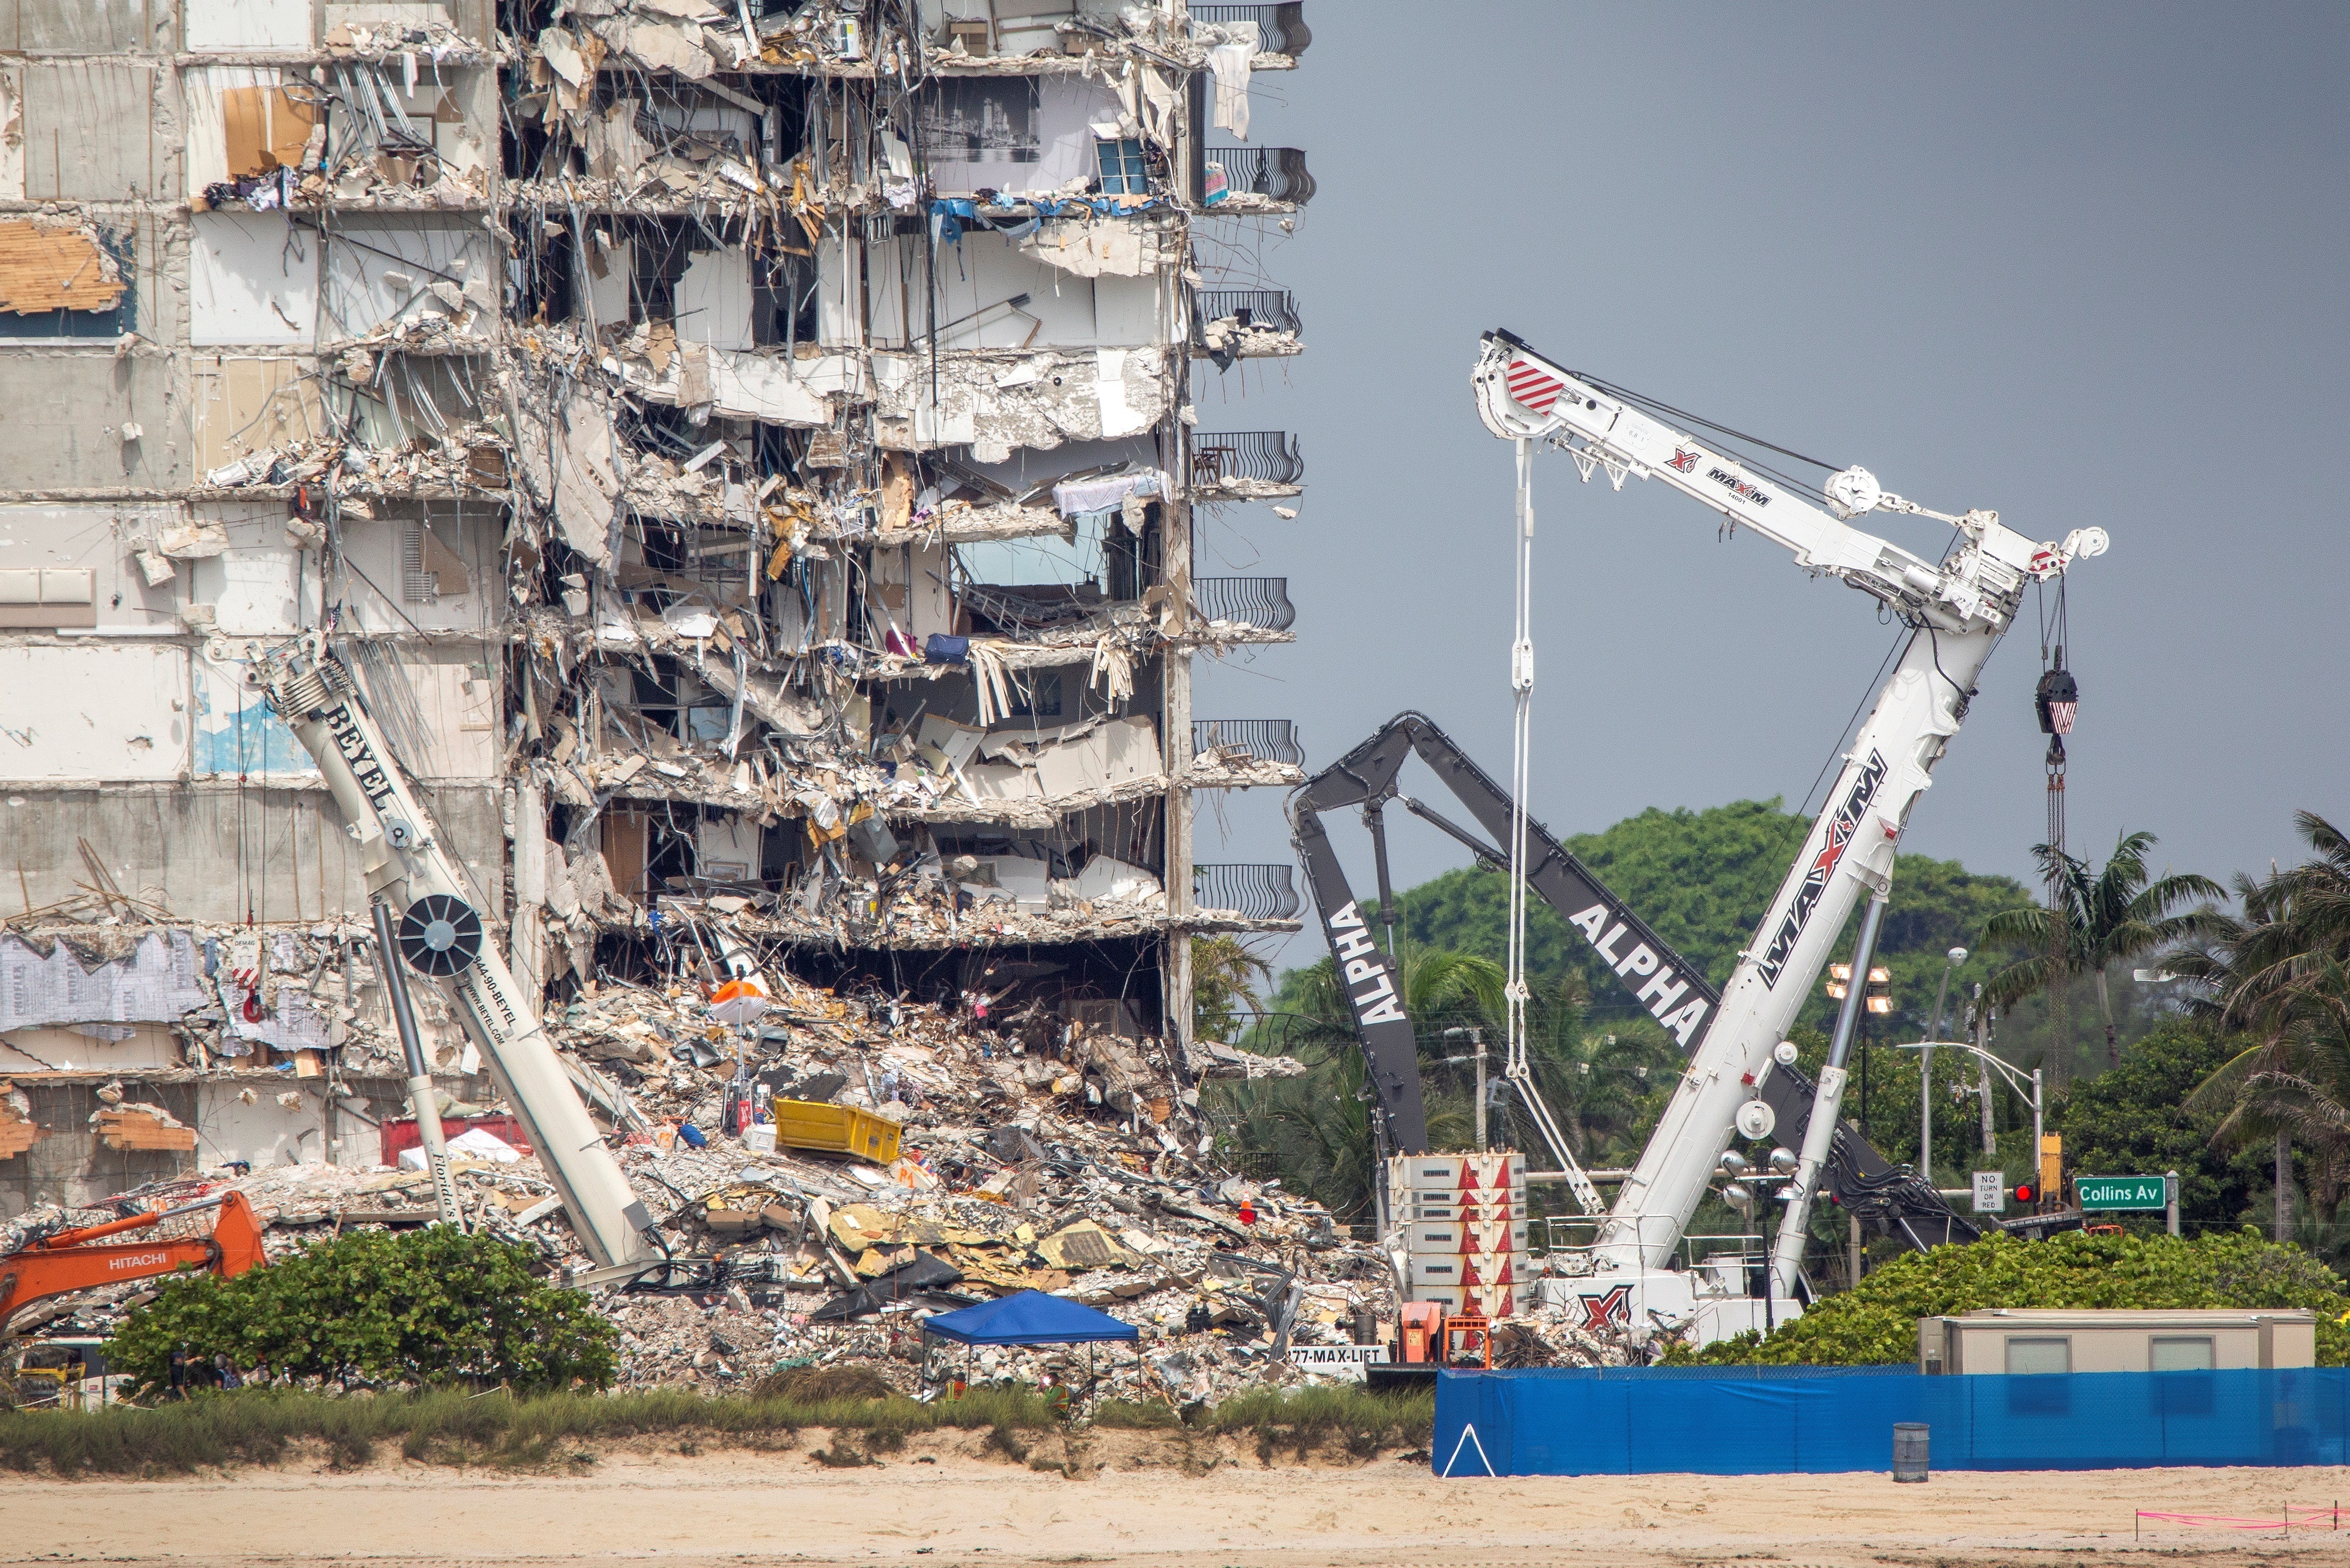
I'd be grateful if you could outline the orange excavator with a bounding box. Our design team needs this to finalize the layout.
[0,1192,267,1327]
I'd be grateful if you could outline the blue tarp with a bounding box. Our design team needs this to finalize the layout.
[920,1290,1140,1347]
[1433,1365,2350,1476]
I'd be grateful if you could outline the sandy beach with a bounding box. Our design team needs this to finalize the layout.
[5,1433,2345,1568]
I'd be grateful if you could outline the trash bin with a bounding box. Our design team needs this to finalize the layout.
[1892,1422,1931,1483]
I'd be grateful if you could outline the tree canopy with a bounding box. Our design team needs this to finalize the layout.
[1380,797,2042,1043]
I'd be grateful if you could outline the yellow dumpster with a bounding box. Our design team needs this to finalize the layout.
[770,1099,902,1165]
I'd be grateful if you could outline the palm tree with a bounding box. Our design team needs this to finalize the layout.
[2176,813,2350,1244]
[1190,934,1274,1045]
[1208,942,1503,1220]
[1983,829,2224,1077]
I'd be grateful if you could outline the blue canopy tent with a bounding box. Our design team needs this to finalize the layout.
[919,1291,1139,1406]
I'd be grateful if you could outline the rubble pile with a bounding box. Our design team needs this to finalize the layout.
[4,960,1629,1401]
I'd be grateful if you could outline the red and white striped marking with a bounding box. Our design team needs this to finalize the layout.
[1505,357,1566,415]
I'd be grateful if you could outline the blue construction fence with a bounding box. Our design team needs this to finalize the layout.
[1432,1365,2350,1476]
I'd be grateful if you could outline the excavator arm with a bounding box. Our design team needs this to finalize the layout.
[0,1193,267,1328]
[1288,713,1976,1253]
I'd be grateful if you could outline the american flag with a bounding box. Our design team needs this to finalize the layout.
[1504,357,1565,415]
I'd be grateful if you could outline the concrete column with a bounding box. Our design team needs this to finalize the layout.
[1162,491,1194,1056]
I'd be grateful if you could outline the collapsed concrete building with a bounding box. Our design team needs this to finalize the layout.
[0,0,1314,1217]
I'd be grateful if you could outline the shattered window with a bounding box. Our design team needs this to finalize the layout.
[1096,137,1148,196]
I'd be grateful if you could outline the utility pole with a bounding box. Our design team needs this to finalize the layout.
[1475,1030,1489,1153]
[1972,985,1998,1156]
[1921,947,1966,1186]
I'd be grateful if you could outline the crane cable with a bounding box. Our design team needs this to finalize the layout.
[1505,440,1605,1217]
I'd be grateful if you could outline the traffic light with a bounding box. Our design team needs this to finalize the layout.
[2012,1182,2036,1206]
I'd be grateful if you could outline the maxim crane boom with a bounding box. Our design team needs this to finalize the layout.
[240,633,664,1276]
[1471,330,2107,1298]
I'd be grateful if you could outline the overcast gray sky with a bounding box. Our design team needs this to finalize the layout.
[1187,1,2350,969]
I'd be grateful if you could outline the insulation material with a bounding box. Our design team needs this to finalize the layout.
[0,931,211,1031]
[675,249,753,351]
[191,212,317,345]
[0,645,187,783]
[186,0,313,51]
[17,61,170,200]
[0,221,126,316]
[190,655,318,778]
[191,358,325,472]
[321,220,492,340]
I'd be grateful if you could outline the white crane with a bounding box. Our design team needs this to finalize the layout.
[1471,329,2106,1311]
[236,632,669,1279]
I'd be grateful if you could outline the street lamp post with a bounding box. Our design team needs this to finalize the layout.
[1894,1035,2042,1206]
[1920,947,1968,1186]
[1442,1027,1488,1152]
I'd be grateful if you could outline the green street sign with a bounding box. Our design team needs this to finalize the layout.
[2077,1175,2168,1211]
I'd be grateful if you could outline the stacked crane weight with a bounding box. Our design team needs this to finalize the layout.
[1389,1151,1528,1319]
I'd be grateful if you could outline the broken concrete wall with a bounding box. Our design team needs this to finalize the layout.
[0,1080,198,1218]
[877,228,1166,350]
[0,505,180,631]
[0,348,188,490]
[190,357,325,472]
[0,784,505,921]
[186,0,311,53]
[190,211,317,345]
[13,59,182,200]
[4,1,182,55]
[0,644,188,783]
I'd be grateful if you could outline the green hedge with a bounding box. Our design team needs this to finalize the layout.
[1673,1230,2350,1366]
[105,1227,616,1393]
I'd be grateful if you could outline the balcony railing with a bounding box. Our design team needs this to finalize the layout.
[1204,146,1315,206]
[1189,430,1303,487]
[1193,288,1302,340]
[1191,3,1312,58]
[1191,576,1296,632]
[1192,719,1304,767]
[1194,863,1302,921]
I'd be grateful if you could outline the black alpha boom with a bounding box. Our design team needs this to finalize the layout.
[1287,711,1975,1251]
